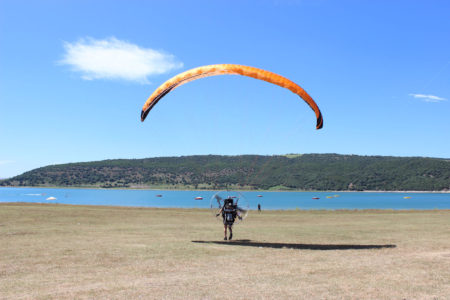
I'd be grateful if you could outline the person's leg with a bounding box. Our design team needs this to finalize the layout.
[223,225,227,240]
[229,225,233,240]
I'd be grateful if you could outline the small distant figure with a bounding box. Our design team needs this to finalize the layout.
[216,197,242,240]
[258,203,261,212]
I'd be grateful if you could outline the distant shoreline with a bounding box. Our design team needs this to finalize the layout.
[1,186,449,193]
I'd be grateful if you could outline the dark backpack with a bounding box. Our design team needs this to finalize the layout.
[223,206,237,223]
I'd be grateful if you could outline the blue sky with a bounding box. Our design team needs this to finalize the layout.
[1,0,449,178]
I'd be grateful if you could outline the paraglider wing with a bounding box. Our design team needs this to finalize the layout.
[140,64,323,129]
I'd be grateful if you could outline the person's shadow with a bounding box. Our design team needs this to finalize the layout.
[192,240,396,250]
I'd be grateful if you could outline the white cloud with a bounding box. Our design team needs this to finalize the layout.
[409,93,447,103]
[0,160,14,165]
[60,37,183,83]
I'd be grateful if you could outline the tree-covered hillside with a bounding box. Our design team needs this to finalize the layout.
[1,154,449,191]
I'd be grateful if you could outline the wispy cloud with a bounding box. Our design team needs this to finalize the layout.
[59,37,183,83]
[409,93,447,103]
[0,160,14,165]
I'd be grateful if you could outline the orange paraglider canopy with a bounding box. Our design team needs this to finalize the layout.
[141,64,323,129]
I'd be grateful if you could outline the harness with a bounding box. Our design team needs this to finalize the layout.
[222,205,237,225]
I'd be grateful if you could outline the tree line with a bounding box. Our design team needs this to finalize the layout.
[1,154,449,191]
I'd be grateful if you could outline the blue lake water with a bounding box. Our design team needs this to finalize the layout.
[1,187,449,210]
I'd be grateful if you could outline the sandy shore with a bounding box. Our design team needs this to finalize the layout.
[1,185,449,193]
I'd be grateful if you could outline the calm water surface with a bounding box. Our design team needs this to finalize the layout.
[1,187,449,210]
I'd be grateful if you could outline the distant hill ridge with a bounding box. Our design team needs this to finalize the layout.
[1,154,449,191]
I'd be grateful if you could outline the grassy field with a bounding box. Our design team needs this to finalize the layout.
[1,203,449,299]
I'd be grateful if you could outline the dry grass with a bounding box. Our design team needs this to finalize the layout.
[1,203,449,299]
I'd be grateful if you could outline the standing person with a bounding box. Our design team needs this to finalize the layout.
[258,203,261,212]
[216,198,241,240]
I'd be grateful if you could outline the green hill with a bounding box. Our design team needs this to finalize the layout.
[1,154,449,191]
